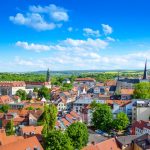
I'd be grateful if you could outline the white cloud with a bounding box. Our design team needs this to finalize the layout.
[83,28,100,37]
[68,27,73,32]
[101,24,113,35]
[9,4,68,31]
[16,41,50,52]
[106,37,115,42]
[29,4,69,22]
[16,38,108,52]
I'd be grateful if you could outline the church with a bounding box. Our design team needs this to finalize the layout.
[0,69,51,96]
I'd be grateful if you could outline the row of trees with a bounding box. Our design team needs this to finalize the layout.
[41,104,88,150]
[91,101,129,132]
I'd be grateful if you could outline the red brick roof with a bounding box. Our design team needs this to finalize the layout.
[106,100,131,107]
[105,80,116,86]
[0,81,26,87]
[0,96,13,104]
[132,120,150,130]
[82,138,121,150]
[120,89,134,95]
[21,126,43,135]
[61,118,70,127]
[0,136,43,150]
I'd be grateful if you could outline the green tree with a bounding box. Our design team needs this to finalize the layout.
[6,119,15,135]
[33,87,38,93]
[113,112,129,131]
[38,86,50,100]
[133,82,150,99]
[44,130,73,150]
[92,103,113,132]
[16,89,27,100]
[0,104,10,113]
[42,104,58,137]
[66,122,88,150]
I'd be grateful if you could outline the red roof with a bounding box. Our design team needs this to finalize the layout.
[132,120,150,130]
[75,78,95,82]
[0,136,43,150]
[0,81,26,87]
[82,138,121,150]
[61,118,70,127]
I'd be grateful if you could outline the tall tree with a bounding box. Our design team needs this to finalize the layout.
[92,103,113,132]
[44,130,73,150]
[133,82,150,99]
[42,104,58,137]
[6,119,15,135]
[113,112,129,131]
[38,86,50,100]
[16,89,27,100]
[66,122,88,150]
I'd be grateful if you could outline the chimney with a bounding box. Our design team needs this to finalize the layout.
[91,141,95,145]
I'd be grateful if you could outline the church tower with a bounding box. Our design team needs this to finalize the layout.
[46,68,50,82]
[143,59,148,80]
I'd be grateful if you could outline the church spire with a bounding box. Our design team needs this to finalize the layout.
[46,68,50,82]
[143,59,148,80]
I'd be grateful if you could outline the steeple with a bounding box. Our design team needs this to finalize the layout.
[46,68,50,82]
[143,59,148,80]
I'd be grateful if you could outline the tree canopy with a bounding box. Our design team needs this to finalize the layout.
[16,89,27,100]
[133,82,150,99]
[91,102,113,132]
[41,104,58,137]
[113,112,129,131]
[66,122,88,150]
[0,104,10,113]
[38,86,50,100]
[44,130,73,150]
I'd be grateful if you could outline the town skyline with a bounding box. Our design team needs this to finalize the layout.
[1,0,150,72]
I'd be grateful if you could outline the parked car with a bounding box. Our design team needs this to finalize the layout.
[95,130,104,135]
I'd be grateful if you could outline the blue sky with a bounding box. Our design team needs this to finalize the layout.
[1,0,150,72]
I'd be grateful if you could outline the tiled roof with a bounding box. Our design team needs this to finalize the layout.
[21,126,43,135]
[120,89,134,95]
[61,118,70,127]
[106,100,131,107]
[0,129,24,146]
[75,78,95,82]
[0,136,43,150]
[132,120,150,130]
[70,111,80,118]
[0,81,26,87]
[105,80,117,86]
[82,138,121,150]
[0,96,13,104]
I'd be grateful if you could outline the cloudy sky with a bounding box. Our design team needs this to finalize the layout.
[1,0,150,72]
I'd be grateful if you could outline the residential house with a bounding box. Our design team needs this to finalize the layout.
[131,120,150,136]
[132,100,150,123]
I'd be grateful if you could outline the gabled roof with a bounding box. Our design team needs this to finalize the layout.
[0,136,43,150]
[21,126,43,135]
[82,138,121,150]
[120,89,134,95]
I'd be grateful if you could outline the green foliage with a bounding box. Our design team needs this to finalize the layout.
[60,83,73,91]
[0,104,10,113]
[66,122,88,150]
[42,104,58,136]
[26,106,34,110]
[33,87,38,93]
[16,89,27,100]
[92,103,113,132]
[6,119,15,135]
[113,112,129,131]
[44,130,73,150]
[38,86,50,100]
[133,82,150,99]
